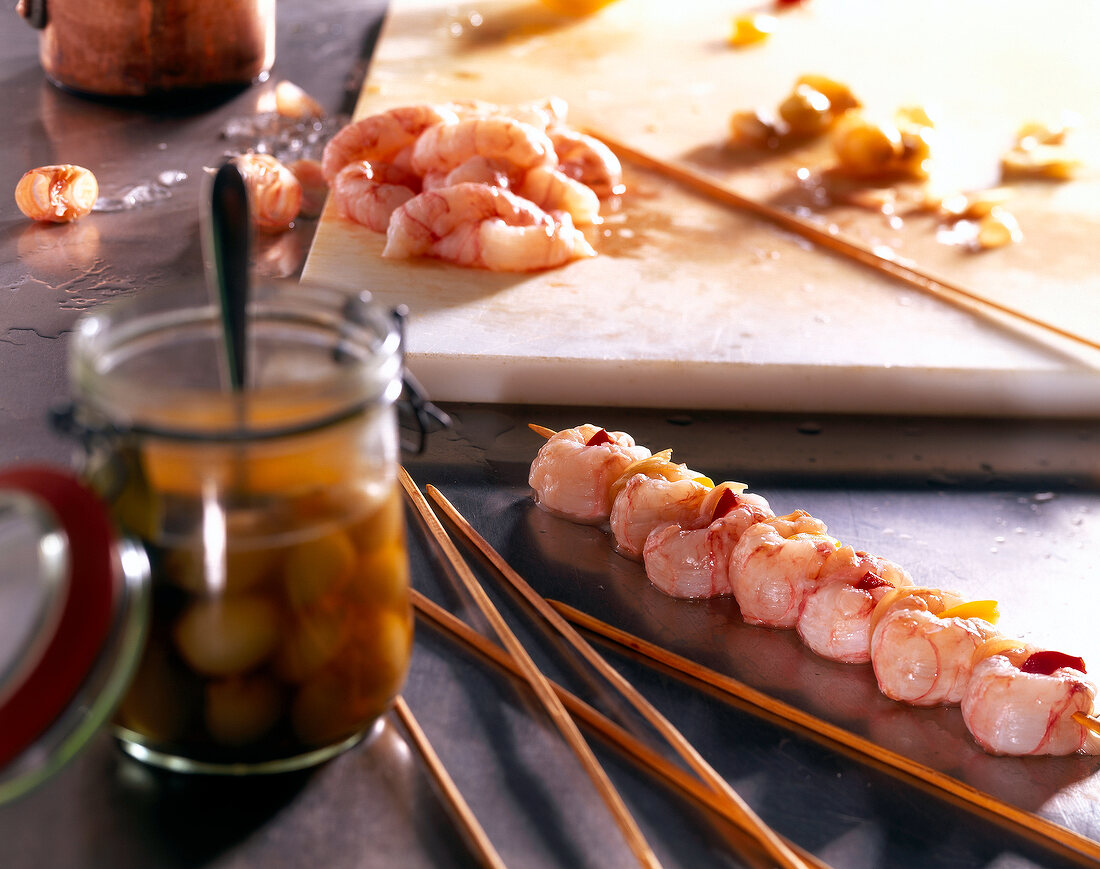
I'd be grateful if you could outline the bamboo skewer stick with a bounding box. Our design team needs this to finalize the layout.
[550,599,1100,866]
[411,589,829,869]
[528,423,557,439]
[1072,712,1100,737]
[425,484,810,869]
[393,696,507,869]
[587,128,1100,360]
[398,468,663,869]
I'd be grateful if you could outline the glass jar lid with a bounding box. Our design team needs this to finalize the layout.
[0,467,149,804]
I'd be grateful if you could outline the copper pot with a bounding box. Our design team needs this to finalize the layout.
[17,0,275,99]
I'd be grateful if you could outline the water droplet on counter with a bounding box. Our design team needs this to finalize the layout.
[993,536,1005,544]
[94,172,188,213]
[796,421,822,435]
[1033,492,1055,502]
[1014,527,1026,535]
[221,112,348,166]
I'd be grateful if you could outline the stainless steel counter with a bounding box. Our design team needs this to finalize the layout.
[2,4,1100,868]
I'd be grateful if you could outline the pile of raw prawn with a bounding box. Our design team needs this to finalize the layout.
[529,423,1100,758]
[321,97,623,272]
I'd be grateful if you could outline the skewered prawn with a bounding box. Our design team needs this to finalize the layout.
[321,104,460,182]
[517,165,602,225]
[870,588,1001,707]
[643,487,774,599]
[607,452,713,559]
[549,128,625,199]
[962,646,1099,756]
[410,117,557,178]
[331,161,421,233]
[728,511,840,628]
[796,548,913,664]
[528,424,651,524]
[382,182,595,272]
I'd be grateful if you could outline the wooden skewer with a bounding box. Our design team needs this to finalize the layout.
[1072,712,1100,737]
[528,423,556,439]
[398,468,664,869]
[587,128,1100,361]
[410,589,829,869]
[425,484,810,869]
[550,599,1100,866]
[393,696,507,869]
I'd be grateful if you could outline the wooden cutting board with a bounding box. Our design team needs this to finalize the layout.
[303,0,1100,416]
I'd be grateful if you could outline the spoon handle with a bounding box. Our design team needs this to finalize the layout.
[209,161,251,391]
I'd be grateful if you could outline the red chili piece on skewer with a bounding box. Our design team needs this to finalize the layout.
[584,428,614,447]
[855,571,891,591]
[1020,650,1087,676]
[710,488,741,522]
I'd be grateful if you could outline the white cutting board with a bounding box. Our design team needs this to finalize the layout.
[303,0,1100,416]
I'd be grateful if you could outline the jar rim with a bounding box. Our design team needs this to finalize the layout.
[69,283,403,442]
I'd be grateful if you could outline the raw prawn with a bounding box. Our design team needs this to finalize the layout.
[15,164,98,223]
[332,161,421,233]
[796,547,912,664]
[528,424,650,524]
[321,104,460,182]
[549,128,625,199]
[421,156,518,192]
[607,453,713,559]
[410,117,556,178]
[869,588,1000,707]
[382,182,595,272]
[234,153,302,233]
[962,647,1099,756]
[643,486,774,599]
[445,97,569,132]
[517,165,601,225]
[728,510,840,628]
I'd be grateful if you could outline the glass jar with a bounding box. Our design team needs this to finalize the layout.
[66,281,412,774]
[17,0,275,100]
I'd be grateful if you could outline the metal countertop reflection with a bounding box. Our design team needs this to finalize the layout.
[2,4,1100,868]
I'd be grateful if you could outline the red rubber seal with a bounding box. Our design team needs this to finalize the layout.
[0,466,117,768]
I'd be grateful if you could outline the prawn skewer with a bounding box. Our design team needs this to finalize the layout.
[607,452,716,560]
[869,589,1001,707]
[529,424,651,524]
[526,422,1100,758]
[796,549,913,664]
[962,642,1099,756]
[643,488,774,599]
[728,511,840,628]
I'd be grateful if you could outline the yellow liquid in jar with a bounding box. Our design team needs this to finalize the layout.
[105,435,412,767]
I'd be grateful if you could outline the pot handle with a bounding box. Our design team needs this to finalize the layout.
[16,0,48,30]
